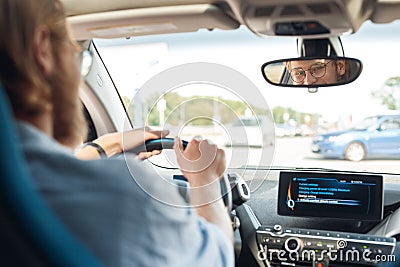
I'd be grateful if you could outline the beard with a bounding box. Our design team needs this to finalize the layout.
[52,92,87,149]
[48,58,88,148]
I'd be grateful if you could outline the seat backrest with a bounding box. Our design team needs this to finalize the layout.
[0,83,102,267]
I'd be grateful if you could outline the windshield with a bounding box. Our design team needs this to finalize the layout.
[95,21,400,175]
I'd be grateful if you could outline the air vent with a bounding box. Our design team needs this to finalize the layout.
[281,5,304,16]
[307,3,332,15]
[254,6,275,17]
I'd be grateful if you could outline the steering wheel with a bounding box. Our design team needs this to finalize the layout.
[128,138,232,211]
[128,138,188,154]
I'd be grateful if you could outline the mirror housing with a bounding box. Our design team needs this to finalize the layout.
[377,124,387,131]
[261,57,362,88]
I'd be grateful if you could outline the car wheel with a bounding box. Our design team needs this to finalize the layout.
[344,142,366,162]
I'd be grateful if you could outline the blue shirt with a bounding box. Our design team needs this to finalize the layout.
[17,122,234,267]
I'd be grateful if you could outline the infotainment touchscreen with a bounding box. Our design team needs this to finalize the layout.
[278,171,383,220]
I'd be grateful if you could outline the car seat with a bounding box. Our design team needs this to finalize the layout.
[0,83,102,267]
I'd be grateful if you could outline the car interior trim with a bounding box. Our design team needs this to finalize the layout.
[68,4,240,40]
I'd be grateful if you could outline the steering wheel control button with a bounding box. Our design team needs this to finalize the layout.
[256,226,396,265]
[227,172,250,207]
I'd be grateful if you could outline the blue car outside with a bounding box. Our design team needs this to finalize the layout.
[311,115,400,161]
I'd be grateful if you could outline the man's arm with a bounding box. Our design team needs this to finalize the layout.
[174,137,233,243]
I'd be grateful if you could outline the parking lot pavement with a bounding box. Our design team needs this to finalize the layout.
[223,137,400,174]
[148,137,400,176]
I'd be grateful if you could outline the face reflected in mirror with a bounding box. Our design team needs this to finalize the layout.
[287,59,345,85]
[261,57,362,88]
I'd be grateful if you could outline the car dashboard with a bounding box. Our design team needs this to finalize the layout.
[219,168,400,267]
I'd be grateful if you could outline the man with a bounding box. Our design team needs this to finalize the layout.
[286,59,346,85]
[0,0,233,266]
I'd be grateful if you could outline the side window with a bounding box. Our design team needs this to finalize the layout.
[380,118,400,130]
[390,118,400,129]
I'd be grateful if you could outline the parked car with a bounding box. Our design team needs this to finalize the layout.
[275,123,297,137]
[226,116,274,147]
[312,115,400,161]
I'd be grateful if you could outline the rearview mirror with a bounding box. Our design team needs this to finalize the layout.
[261,57,362,88]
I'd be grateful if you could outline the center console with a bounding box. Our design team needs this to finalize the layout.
[234,171,397,267]
[256,225,396,266]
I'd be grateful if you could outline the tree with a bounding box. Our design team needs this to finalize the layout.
[372,76,400,110]
[272,106,316,125]
[144,93,270,126]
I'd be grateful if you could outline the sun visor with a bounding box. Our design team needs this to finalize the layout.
[67,4,240,40]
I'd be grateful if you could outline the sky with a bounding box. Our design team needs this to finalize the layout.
[95,20,400,124]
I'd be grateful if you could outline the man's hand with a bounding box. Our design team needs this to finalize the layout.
[76,127,169,160]
[173,136,226,186]
[122,127,169,160]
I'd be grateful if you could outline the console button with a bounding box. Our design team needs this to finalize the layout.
[327,244,335,249]
[285,237,303,252]
[273,224,282,234]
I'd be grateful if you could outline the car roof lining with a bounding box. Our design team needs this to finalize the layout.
[62,0,400,40]
[370,1,400,23]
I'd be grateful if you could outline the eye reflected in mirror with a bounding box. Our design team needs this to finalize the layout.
[261,57,362,88]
